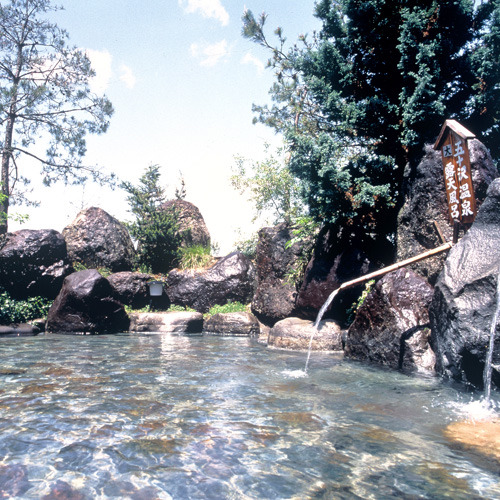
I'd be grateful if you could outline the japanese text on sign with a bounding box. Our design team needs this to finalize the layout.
[440,131,476,224]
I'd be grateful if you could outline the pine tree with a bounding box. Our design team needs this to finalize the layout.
[243,0,499,242]
[0,0,114,233]
[122,166,182,274]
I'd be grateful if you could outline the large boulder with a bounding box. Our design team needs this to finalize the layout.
[46,269,130,334]
[203,312,260,336]
[397,141,498,284]
[345,268,435,374]
[166,252,256,313]
[62,207,135,272]
[295,226,393,324]
[268,317,343,351]
[160,199,210,248]
[107,272,169,310]
[251,223,310,326]
[0,229,73,299]
[430,178,500,388]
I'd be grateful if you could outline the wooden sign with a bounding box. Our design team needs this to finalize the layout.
[434,120,476,225]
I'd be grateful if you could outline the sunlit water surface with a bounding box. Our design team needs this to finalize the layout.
[0,333,499,499]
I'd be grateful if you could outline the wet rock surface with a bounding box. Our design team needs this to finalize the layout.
[0,323,41,337]
[63,207,135,272]
[203,312,260,336]
[166,252,255,313]
[345,268,435,374]
[128,311,203,333]
[397,141,498,284]
[46,269,130,334]
[430,178,500,388]
[0,229,73,299]
[268,317,343,351]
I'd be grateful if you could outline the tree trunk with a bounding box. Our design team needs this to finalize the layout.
[0,40,23,235]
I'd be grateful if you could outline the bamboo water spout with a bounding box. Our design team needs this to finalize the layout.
[304,241,454,373]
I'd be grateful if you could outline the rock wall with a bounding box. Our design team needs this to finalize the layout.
[430,178,500,387]
[397,140,498,284]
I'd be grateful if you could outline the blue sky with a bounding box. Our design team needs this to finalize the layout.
[11,0,321,254]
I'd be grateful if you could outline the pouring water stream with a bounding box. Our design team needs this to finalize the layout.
[483,272,500,404]
[304,288,341,373]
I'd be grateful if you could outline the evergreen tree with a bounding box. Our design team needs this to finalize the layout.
[0,0,114,234]
[122,165,182,274]
[243,0,498,242]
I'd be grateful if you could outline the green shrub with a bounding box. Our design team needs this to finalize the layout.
[179,245,214,270]
[0,289,52,325]
[346,279,376,324]
[168,304,197,312]
[205,301,249,318]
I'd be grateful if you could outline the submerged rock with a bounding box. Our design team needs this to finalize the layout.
[268,317,343,351]
[203,312,260,336]
[46,270,130,334]
[0,464,30,498]
[443,419,500,468]
[166,252,255,313]
[0,229,73,299]
[430,178,500,388]
[128,311,203,333]
[63,207,135,272]
[345,268,435,374]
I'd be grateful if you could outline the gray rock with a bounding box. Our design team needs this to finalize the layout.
[0,229,73,299]
[0,323,41,337]
[128,311,203,333]
[345,268,435,374]
[203,312,260,336]
[268,317,343,351]
[430,178,500,388]
[251,223,308,326]
[46,269,130,334]
[166,252,256,313]
[160,199,211,248]
[63,207,135,272]
[397,140,498,284]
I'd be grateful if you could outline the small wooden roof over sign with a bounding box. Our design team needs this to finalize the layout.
[433,119,476,150]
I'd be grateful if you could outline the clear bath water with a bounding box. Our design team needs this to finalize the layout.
[0,333,498,499]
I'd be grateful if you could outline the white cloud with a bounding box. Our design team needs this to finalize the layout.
[241,51,265,75]
[119,64,136,89]
[179,0,229,26]
[190,40,229,67]
[86,49,113,93]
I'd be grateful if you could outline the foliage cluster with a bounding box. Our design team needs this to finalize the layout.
[346,279,375,324]
[205,301,249,318]
[178,245,214,270]
[122,165,183,274]
[231,143,306,225]
[0,0,114,234]
[0,289,52,324]
[242,0,500,244]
